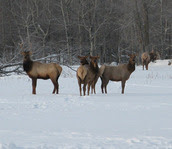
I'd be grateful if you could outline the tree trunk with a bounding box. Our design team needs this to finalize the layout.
[60,0,71,64]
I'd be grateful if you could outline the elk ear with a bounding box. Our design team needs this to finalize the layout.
[78,56,81,59]
[89,55,93,59]
[96,55,100,59]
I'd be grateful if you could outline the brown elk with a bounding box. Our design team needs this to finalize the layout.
[149,50,160,62]
[76,56,99,96]
[100,54,136,94]
[21,51,62,94]
[76,56,89,96]
[142,50,160,70]
[78,56,89,65]
[141,52,150,70]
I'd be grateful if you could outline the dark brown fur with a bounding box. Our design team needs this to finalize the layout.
[100,54,136,94]
[21,51,62,94]
[89,56,99,94]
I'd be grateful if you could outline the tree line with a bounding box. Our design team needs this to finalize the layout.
[0,0,171,75]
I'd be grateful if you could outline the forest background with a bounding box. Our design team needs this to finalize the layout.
[0,0,171,75]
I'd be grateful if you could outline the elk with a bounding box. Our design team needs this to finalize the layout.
[76,56,89,96]
[100,54,136,94]
[142,50,160,70]
[150,50,160,62]
[76,56,99,96]
[141,52,150,70]
[21,51,62,94]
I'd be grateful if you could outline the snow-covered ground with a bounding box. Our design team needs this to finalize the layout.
[0,60,172,149]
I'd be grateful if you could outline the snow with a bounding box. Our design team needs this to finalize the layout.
[0,60,172,149]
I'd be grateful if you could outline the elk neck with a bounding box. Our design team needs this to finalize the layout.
[90,62,99,73]
[23,58,33,73]
[127,61,135,73]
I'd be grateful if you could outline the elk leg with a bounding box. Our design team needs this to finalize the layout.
[78,80,82,96]
[101,77,104,94]
[101,84,104,93]
[56,76,59,94]
[121,80,126,94]
[51,79,57,94]
[52,82,57,94]
[143,60,146,70]
[91,83,94,94]
[52,86,55,94]
[87,83,91,95]
[94,83,96,94]
[146,64,148,70]
[32,78,37,94]
[56,82,59,94]
[79,83,82,96]
[91,82,96,94]
[105,85,107,94]
[83,84,86,96]
[104,79,109,94]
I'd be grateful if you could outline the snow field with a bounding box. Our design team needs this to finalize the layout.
[0,60,172,148]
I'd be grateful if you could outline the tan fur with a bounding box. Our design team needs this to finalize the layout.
[21,51,62,94]
[77,65,88,81]
[76,56,89,96]
[141,52,150,70]
[27,62,62,79]
[100,54,136,94]
[99,65,106,77]
[56,64,62,74]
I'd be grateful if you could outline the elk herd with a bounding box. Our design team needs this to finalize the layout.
[20,46,160,96]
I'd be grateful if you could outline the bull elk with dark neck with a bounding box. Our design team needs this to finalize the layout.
[21,50,62,94]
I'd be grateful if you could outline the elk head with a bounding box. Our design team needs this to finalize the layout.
[90,56,99,68]
[78,56,89,65]
[128,54,136,65]
[21,51,32,61]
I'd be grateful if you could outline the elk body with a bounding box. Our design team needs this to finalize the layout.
[142,51,160,70]
[21,51,62,94]
[76,56,99,96]
[141,52,150,70]
[100,54,136,94]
